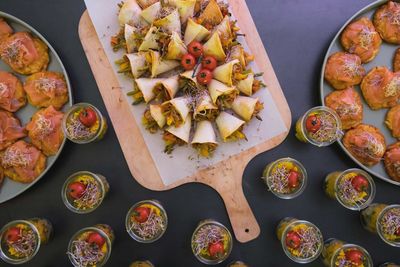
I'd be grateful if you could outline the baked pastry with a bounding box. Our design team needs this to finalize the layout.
[373,1,400,44]
[24,71,68,109]
[394,47,400,72]
[324,52,365,90]
[343,124,386,166]
[0,18,13,41]
[385,104,400,139]
[0,71,26,112]
[0,111,26,151]
[341,17,382,63]
[0,32,49,75]
[0,140,46,183]
[26,106,64,156]
[360,66,400,110]
[325,87,363,130]
[384,142,400,182]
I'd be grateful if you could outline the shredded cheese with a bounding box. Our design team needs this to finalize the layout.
[2,146,31,167]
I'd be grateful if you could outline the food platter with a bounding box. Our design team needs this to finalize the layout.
[320,0,400,186]
[0,11,73,203]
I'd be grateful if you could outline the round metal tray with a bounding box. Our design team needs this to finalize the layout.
[320,0,400,186]
[0,11,73,203]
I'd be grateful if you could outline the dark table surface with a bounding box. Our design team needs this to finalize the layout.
[0,0,398,266]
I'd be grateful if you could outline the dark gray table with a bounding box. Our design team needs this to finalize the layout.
[0,0,398,266]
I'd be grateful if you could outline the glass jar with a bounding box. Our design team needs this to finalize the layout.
[262,157,307,199]
[324,168,375,210]
[62,171,109,214]
[62,103,108,144]
[125,200,168,243]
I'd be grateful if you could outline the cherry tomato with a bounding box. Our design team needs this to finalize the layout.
[187,41,203,58]
[197,69,213,85]
[79,107,98,127]
[208,241,225,258]
[133,206,151,223]
[181,53,196,70]
[68,181,86,199]
[351,175,369,192]
[5,227,21,242]
[305,115,322,133]
[345,249,364,265]
[202,56,217,70]
[87,232,106,248]
[287,171,300,188]
[285,230,301,249]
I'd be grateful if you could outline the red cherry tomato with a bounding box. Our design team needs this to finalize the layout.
[87,232,106,248]
[181,53,196,70]
[5,227,21,242]
[285,230,301,249]
[202,56,217,70]
[287,171,300,188]
[197,69,213,85]
[305,115,322,133]
[79,107,98,127]
[345,249,364,265]
[187,41,203,58]
[351,175,369,192]
[133,206,151,223]
[68,182,86,199]
[208,241,225,258]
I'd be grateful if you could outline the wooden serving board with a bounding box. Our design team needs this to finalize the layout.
[79,1,291,243]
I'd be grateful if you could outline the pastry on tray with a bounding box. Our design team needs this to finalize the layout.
[0,140,46,183]
[393,47,400,72]
[384,142,400,182]
[325,87,363,130]
[342,124,386,166]
[24,71,68,109]
[360,66,400,110]
[340,17,382,63]
[0,18,13,41]
[0,32,49,75]
[324,51,365,90]
[0,71,26,112]
[385,104,400,139]
[26,105,64,156]
[0,110,26,151]
[112,0,265,157]
[373,1,400,44]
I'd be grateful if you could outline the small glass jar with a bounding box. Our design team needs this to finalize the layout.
[321,238,372,267]
[0,218,52,264]
[295,106,342,147]
[61,171,109,214]
[380,263,400,267]
[227,261,249,267]
[324,168,375,210]
[276,217,323,264]
[67,224,114,267]
[129,260,155,267]
[62,103,108,144]
[361,204,400,247]
[191,219,233,265]
[125,200,168,243]
[262,157,307,199]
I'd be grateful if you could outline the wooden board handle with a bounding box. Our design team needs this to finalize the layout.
[207,157,260,243]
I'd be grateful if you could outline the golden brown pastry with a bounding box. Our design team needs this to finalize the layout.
[0,18,13,41]
[24,71,68,109]
[0,32,49,75]
[393,47,400,72]
[385,104,400,139]
[325,87,363,130]
[341,17,382,63]
[373,1,400,44]
[324,52,365,90]
[0,71,26,112]
[384,142,400,182]
[0,140,46,183]
[0,111,26,151]
[360,66,400,110]
[26,106,64,156]
[343,124,386,166]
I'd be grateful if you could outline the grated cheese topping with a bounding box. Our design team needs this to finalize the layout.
[2,146,31,167]
[341,58,362,78]
[358,26,376,49]
[385,77,400,97]
[34,115,54,138]
[0,82,8,96]
[34,78,59,93]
